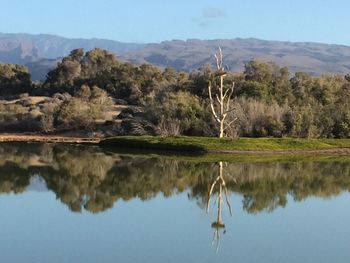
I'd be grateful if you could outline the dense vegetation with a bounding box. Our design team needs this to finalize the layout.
[0,48,349,138]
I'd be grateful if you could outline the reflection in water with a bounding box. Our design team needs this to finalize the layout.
[206,161,232,251]
[1,143,350,250]
[1,143,350,262]
[0,142,350,216]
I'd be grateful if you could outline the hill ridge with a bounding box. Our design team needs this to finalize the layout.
[1,32,350,80]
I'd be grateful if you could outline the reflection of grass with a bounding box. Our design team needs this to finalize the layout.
[101,136,350,152]
[169,154,350,163]
[101,146,350,163]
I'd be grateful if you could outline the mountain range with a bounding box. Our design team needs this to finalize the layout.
[1,32,350,80]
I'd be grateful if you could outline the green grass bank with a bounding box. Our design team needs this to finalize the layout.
[100,136,350,153]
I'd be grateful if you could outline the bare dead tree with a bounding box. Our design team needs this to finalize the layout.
[208,48,237,138]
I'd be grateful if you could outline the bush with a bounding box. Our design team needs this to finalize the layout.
[145,91,212,136]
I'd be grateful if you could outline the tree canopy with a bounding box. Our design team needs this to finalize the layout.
[0,48,349,138]
[0,64,32,96]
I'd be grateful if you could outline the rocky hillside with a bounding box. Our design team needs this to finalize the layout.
[0,33,145,79]
[0,32,144,62]
[124,38,350,75]
[2,33,350,80]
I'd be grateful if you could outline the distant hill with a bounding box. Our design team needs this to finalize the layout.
[0,33,145,79]
[124,38,350,75]
[25,58,60,81]
[1,33,350,80]
[0,32,144,61]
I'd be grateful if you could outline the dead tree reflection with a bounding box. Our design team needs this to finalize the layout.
[206,161,233,252]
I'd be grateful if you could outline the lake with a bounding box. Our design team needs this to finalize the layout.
[0,142,350,263]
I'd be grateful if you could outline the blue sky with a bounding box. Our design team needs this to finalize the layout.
[0,0,349,44]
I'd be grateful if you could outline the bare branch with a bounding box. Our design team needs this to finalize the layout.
[218,47,223,69]
[225,86,234,112]
[214,47,224,70]
[208,84,214,101]
[224,107,236,114]
[211,108,221,123]
[223,118,238,131]
[228,82,235,101]
[208,84,220,122]
[206,176,221,213]
[215,94,221,105]
[223,88,230,100]
[214,54,220,70]
[223,186,233,216]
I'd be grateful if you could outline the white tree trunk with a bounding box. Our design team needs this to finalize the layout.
[208,48,236,138]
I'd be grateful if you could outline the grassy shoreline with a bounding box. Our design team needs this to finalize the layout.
[100,136,350,154]
[101,147,350,163]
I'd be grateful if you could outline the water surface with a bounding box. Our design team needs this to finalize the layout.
[0,143,350,263]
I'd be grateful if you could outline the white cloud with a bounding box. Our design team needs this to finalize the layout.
[202,7,228,19]
[198,7,228,27]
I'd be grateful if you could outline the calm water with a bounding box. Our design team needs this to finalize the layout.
[0,143,350,263]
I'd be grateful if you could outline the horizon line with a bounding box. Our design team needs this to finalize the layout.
[1,31,349,47]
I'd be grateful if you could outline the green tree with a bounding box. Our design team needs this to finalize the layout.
[0,64,32,95]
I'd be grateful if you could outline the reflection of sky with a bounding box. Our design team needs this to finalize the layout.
[27,175,48,192]
[0,191,349,263]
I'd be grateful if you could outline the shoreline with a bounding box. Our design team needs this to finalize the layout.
[1,134,350,155]
[100,136,350,156]
[0,134,100,144]
[207,148,350,156]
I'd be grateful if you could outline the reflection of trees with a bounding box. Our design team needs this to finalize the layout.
[0,163,31,193]
[229,162,350,213]
[42,148,117,212]
[0,143,349,214]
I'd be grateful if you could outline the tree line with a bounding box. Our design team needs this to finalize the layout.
[0,48,349,138]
